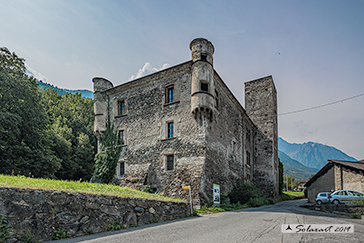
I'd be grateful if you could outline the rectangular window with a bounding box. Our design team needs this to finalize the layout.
[118,100,126,115]
[201,54,207,61]
[167,86,174,103]
[215,90,219,109]
[246,151,251,165]
[167,155,174,170]
[246,129,251,144]
[201,82,208,92]
[119,130,125,145]
[119,162,125,176]
[167,122,174,138]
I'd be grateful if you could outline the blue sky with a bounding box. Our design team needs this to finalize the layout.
[1,0,364,160]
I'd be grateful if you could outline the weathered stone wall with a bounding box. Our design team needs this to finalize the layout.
[93,38,279,206]
[245,76,279,200]
[342,166,364,192]
[201,73,246,203]
[99,62,207,205]
[0,187,189,242]
[303,204,364,216]
[307,166,335,203]
[93,77,114,136]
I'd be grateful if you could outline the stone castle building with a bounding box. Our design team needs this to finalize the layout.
[93,38,278,205]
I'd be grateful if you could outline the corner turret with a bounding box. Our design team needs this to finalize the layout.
[190,38,215,122]
[93,77,113,138]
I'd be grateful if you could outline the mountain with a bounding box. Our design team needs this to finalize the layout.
[25,67,93,99]
[278,137,356,170]
[37,81,93,99]
[279,150,318,180]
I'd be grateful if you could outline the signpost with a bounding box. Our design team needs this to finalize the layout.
[213,184,220,207]
[182,185,193,216]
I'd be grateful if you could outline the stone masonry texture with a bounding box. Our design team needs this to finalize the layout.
[93,38,279,205]
[0,187,189,242]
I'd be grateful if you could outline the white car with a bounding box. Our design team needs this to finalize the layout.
[315,192,331,205]
[330,190,364,205]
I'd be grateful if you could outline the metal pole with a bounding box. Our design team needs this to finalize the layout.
[189,186,193,216]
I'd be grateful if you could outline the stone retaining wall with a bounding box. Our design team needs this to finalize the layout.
[0,187,189,242]
[302,204,364,216]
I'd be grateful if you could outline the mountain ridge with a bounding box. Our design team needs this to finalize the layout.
[278,137,356,170]
[37,80,93,99]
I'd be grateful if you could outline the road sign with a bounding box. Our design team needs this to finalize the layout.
[182,185,193,215]
[213,184,220,207]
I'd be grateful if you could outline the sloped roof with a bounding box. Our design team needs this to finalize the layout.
[329,159,364,171]
[305,159,364,188]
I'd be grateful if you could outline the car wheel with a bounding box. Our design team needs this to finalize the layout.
[316,200,322,205]
[333,199,339,205]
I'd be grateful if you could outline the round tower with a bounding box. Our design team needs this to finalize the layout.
[190,38,215,121]
[93,77,113,139]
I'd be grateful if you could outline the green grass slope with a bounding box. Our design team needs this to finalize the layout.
[0,175,183,202]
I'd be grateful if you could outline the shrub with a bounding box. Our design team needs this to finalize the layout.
[0,215,12,243]
[51,228,70,240]
[19,230,38,243]
[228,181,260,205]
[107,221,123,231]
[350,197,364,205]
[141,185,154,193]
[247,197,271,207]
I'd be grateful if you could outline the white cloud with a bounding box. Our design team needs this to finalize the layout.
[129,62,170,81]
[25,63,49,82]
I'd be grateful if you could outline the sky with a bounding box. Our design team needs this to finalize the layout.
[1,0,363,160]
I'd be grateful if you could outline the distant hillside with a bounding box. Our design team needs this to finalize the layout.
[37,81,93,99]
[279,150,318,180]
[278,137,356,170]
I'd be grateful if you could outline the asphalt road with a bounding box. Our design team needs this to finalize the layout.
[53,199,364,243]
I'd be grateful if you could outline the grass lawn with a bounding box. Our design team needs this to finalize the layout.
[0,174,184,202]
[279,191,305,201]
[195,203,249,215]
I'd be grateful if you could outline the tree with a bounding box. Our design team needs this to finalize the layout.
[91,122,122,184]
[283,174,300,191]
[40,88,96,181]
[278,159,284,195]
[0,47,60,178]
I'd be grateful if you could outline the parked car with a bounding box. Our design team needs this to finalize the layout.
[315,192,331,205]
[330,190,364,205]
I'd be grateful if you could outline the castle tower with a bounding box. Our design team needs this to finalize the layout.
[93,77,113,140]
[245,76,279,200]
[190,38,215,121]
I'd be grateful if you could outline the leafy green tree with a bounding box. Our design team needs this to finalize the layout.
[91,122,122,184]
[0,47,60,178]
[40,88,96,181]
[283,174,300,191]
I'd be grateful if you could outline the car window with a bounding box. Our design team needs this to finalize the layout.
[339,191,348,196]
[348,191,355,196]
[319,193,325,197]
